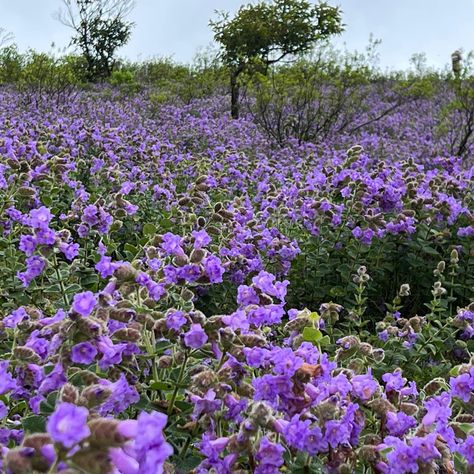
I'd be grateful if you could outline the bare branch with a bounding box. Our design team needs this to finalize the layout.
[0,27,14,48]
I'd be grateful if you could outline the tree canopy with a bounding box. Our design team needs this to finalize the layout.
[56,0,135,81]
[211,0,343,118]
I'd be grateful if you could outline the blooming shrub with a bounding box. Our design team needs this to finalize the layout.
[0,88,472,473]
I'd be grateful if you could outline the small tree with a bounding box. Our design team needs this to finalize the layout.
[210,0,343,119]
[56,0,135,81]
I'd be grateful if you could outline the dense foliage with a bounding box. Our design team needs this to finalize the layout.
[1,6,474,468]
[0,77,472,474]
[55,0,135,81]
[210,0,343,118]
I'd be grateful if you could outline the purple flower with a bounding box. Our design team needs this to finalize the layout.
[278,415,311,450]
[382,437,418,474]
[17,256,46,287]
[97,336,128,370]
[203,255,225,283]
[0,401,7,419]
[422,392,452,426]
[19,235,37,256]
[190,389,221,419]
[47,402,90,448]
[160,232,184,256]
[252,270,275,295]
[178,264,201,282]
[410,433,440,463]
[458,435,474,465]
[38,363,67,395]
[198,433,229,464]
[237,285,260,306]
[386,411,417,436]
[222,310,250,333]
[99,374,139,415]
[82,205,98,225]
[255,436,284,473]
[36,228,56,245]
[253,374,293,404]
[166,310,187,331]
[192,229,211,249]
[72,291,97,317]
[450,373,473,402]
[272,348,303,377]
[29,206,53,229]
[129,411,173,474]
[382,370,406,392]
[95,255,120,278]
[59,242,79,261]
[71,342,97,364]
[351,370,379,400]
[183,324,208,349]
[0,361,17,395]
[324,419,351,448]
[4,307,28,328]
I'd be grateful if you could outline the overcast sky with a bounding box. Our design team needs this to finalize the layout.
[2,0,474,70]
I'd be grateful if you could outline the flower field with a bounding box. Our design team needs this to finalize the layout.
[0,87,473,474]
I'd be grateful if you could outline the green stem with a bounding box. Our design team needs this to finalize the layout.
[52,253,69,307]
[167,352,188,416]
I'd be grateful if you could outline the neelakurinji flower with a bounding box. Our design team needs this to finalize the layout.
[47,402,90,448]
[183,324,208,349]
[70,341,98,364]
[72,291,98,317]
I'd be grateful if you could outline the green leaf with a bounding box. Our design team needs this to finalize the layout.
[124,243,138,254]
[302,327,322,343]
[143,223,157,236]
[175,455,201,472]
[457,423,474,434]
[150,381,174,391]
[319,335,331,347]
[174,400,193,412]
[159,218,173,230]
[22,415,46,433]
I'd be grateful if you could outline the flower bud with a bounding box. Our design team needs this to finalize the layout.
[367,398,396,416]
[190,370,218,393]
[71,448,112,474]
[359,343,373,357]
[371,348,385,363]
[181,289,195,302]
[423,378,445,396]
[114,264,138,283]
[284,317,310,332]
[239,334,266,347]
[158,356,173,369]
[13,346,41,364]
[207,226,220,235]
[5,448,34,474]
[88,418,127,448]
[80,385,112,408]
[400,402,419,416]
[18,187,36,197]
[248,402,274,428]
[358,445,379,463]
[399,284,410,297]
[112,328,141,342]
[60,383,79,404]
[190,310,206,325]
[190,248,206,263]
[77,370,101,385]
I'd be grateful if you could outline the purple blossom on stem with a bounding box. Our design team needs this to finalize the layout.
[47,402,90,448]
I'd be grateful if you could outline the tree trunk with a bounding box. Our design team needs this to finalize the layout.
[230,68,240,119]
